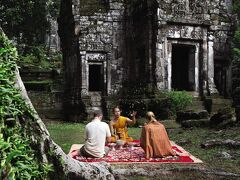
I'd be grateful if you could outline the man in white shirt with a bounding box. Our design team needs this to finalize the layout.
[77,109,111,158]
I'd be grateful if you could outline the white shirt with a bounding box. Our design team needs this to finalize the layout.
[84,118,111,157]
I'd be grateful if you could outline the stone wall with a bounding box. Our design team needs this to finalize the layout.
[74,0,126,96]
[71,0,233,113]
[68,0,233,98]
[125,0,233,96]
[42,0,234,119]
[20,70,64,120]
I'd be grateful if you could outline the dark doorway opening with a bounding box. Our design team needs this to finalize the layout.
[214,60,228,97]
[172,44,195,91]
[89,64,103,91]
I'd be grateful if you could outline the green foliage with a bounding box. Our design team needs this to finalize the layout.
[0,0,50,46]
[233,48,240,58]
[0,0,63,73]
[0,31,52,179]
[148,91,193,119]
[17,46,62,70]
[166,91,193,112]
[148,97,173,120]
[233,27,240,63]
[48,0,61,18]
[119,81,158,98]
[110,82,156,120]
[113,86,192,120]
[119,98,148,119]
[233,0,240,17]
[234,28,240,42]
[0,0,62,67]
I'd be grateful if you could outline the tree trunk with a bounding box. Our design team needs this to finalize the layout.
[14,68,114,179]
[58,0,86,122]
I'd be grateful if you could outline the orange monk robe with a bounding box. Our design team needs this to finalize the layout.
[110,116,133,143]
[140,121,176,159]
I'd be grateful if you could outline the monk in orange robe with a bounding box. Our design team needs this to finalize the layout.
[109,106,137,143]
[140,111,176,159]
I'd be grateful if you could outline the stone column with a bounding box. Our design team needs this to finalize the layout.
[155,38,165,90]
[207,34,218,95]
[167,41,172,90]
[155,10,167,90]
[202,28,208,96]
[80,51,88,96]
[106,52,112,95]
[194,44,199,92]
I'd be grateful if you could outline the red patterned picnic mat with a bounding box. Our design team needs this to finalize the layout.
[74,140,203,164]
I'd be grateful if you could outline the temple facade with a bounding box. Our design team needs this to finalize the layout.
[69,0,233,109]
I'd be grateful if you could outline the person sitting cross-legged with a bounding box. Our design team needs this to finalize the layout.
[69,110,111,158]
[109,106,137,143]
[140,111,177,159]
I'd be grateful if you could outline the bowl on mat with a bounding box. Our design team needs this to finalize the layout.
[116,140,125,149]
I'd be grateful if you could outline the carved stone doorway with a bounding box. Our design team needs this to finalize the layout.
[170,43,199,92]
[88,62,105,111]
[89,64,104,92]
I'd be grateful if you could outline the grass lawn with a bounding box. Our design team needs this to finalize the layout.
[168,127,240,174]
[46,121,142,153]
[46,122,86,153]
[46,120,240,175]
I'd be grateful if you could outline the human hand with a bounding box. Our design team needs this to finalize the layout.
[130,111,137,117]
[111,134,118,140]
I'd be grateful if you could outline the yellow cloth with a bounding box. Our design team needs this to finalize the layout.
[111,116,133,143]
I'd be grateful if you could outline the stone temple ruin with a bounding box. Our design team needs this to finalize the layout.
[66,0,233,111]
[42,0,234,119]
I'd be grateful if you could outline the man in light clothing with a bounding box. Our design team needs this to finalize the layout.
[70,110,111,158]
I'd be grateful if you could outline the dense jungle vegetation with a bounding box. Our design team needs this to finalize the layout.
[0,0,240,178]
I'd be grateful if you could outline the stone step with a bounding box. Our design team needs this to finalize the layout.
[181,119,210,128]
[186,91,199,97]
[176,110,209,122]
[185,95,206,111]
[186,101,205,111]
[211,97,232,105]
[204,97,233,114]
[186,106,205,111]
[191,101,205,107]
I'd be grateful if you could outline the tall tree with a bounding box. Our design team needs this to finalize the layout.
[58,0,86,122]
[0,28,114,179]
[0,0,49,47]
